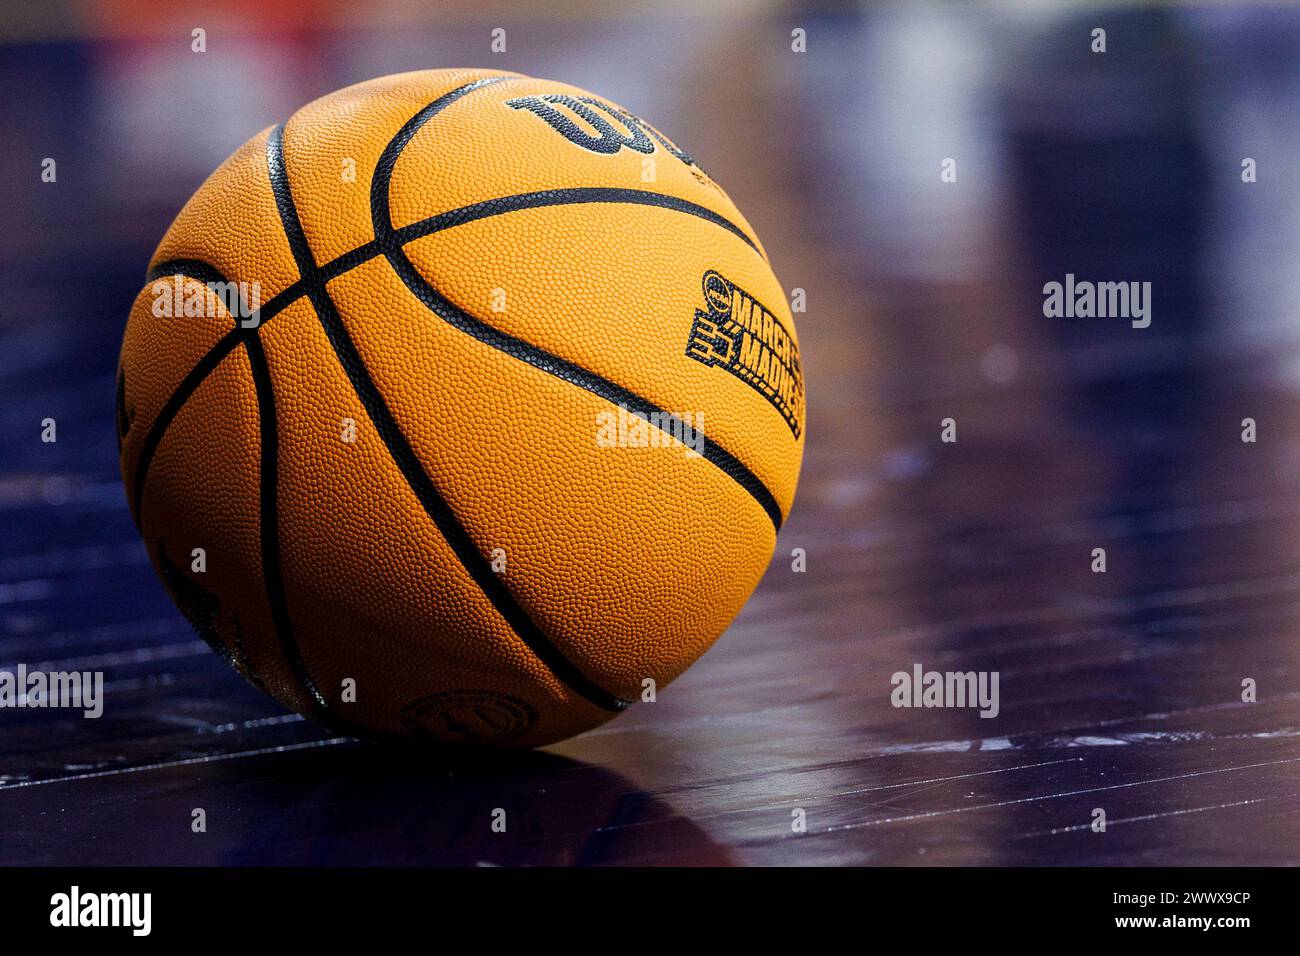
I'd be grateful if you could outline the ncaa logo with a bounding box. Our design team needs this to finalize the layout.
[702,271,733,316]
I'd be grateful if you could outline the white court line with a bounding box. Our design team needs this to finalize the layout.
[0,736,354,791]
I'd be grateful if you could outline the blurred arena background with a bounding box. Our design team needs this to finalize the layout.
[3,0,1300,865]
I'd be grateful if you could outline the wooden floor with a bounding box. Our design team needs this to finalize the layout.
[3,7,1300,865]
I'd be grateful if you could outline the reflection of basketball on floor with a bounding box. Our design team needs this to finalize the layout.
[116,68,805,746]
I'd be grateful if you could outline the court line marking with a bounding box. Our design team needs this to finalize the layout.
[0,736,352,791]
[1021,793,1300,837]
[815,755,1300,833]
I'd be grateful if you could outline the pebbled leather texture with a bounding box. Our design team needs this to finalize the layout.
[117,69,806,747]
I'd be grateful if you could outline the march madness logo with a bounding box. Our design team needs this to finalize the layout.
[685,271,804,438]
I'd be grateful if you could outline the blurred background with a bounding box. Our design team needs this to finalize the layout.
[3,0,1300,865]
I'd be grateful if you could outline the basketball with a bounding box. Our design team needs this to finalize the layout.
[116,68,805,747]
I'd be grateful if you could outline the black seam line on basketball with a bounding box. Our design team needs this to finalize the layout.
[391,187,760,253]
[268,118,632,714]
[129,333,242,525]
[147,259,305,328]
[149,179,762,354]
[369,86,783,533]
[369,77,513,236]
[241,329,355,731]
[127,256,350,732]
[261,125,387,732]
[386,248,786,533]
[129,260,303,525]
[145,258,231,288]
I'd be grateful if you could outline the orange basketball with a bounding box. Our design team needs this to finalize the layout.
[116,69,805,746]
